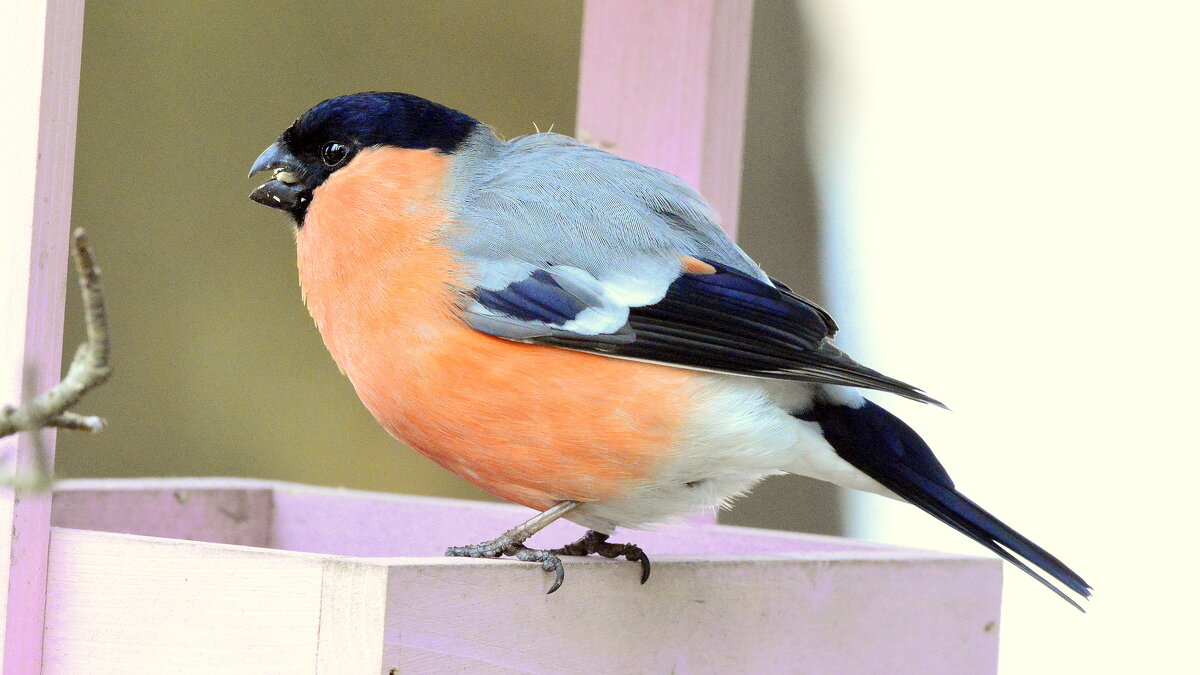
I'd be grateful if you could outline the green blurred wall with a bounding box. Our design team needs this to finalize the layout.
[60,0,840,534]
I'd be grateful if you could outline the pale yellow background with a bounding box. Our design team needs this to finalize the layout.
[806,1,1200,673]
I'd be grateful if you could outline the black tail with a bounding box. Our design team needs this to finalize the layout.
[796,396,1092,610]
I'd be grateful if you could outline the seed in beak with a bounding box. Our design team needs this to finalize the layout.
[274,170,300,184]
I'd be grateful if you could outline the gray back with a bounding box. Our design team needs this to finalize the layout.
[446,131,768,284]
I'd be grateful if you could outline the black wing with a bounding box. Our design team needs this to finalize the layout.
[462,259,943,407]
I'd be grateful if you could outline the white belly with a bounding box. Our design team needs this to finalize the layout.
[570,375,891,532]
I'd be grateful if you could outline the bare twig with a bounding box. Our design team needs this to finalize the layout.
[1,228,112,449]
[2,368,54,491]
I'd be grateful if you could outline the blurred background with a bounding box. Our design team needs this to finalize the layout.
[58,1,1198,672]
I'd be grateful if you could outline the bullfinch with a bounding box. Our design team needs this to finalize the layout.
[248,92,1089,608]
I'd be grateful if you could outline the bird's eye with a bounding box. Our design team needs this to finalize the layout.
[321,141,351,167]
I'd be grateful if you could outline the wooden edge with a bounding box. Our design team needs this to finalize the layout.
[368,550,991,568]
[379,546,1001,673]
[0,0,86,671]
[54,476,286,492]
[43,528,388,674]
[315,558,389,673]
[51,477,977,561]
[51,481,274,547]
[49,524,987,566]
[42,528,999,673]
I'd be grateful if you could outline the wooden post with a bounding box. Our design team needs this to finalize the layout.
[576,0,753,528]
[576,0,754,238]
[0,0,85,671]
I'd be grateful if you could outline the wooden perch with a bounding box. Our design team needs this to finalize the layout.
[1,228,110,443]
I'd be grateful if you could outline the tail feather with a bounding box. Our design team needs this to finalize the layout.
[886,461,1091,610]
[797,396,1092,609]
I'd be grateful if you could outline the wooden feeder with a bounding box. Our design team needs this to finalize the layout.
[2,1,1001,672]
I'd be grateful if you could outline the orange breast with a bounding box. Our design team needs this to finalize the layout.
[296,147,692,510]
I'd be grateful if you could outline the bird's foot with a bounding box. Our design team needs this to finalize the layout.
[550,530,651,585]
[446,537,568,594]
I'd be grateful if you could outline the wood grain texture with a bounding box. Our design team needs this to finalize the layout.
[52,478,892,557]
[47,479,1001,673]
[381,554,1000,674]
[42,528,388,674]
[576,0,754,237]
[269,480,891,557]
[316,558,388,673]
[51,480,274,547]
[0,0,85,671]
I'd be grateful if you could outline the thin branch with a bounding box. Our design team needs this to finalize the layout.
[1,228,112,444]
[47,411,107,432]
[2,368,54,491]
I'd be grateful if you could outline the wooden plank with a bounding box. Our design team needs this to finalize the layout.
[576,0,754,237]
[42,528,388,674]
[315,558,388,673]
[52,478,933,558]
[51,479,274,547]
[269,480,893,557]
[0,0,85,671]
[46,480,1000,672]
[51,478,897,557]
[381,553,1000,673]
[39,523,999,674]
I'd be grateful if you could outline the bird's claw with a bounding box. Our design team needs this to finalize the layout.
[446,529,649,594]
[445,539,515,559]
[550,530,651,585]
[512,547,567,593]
[446,537,567,594]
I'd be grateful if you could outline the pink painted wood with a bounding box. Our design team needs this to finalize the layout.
[43,528,390,674]
[51,480,274,547]
[0,1,85,671]
[52,478,894,557]
[576,0,754,238]
[46,479,1003,673]
[381,549,998,673]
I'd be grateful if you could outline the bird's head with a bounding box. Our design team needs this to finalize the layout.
[248,92,478,224]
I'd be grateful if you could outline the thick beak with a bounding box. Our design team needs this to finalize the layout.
[248,142,291,178]
[248,143,308,214]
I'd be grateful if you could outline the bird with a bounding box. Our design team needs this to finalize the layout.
[248,91,1090,608]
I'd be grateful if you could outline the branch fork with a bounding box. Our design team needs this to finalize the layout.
[2,228,112,486]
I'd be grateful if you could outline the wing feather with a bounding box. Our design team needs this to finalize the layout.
[463,258,943,407]
[451,132,941,406]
